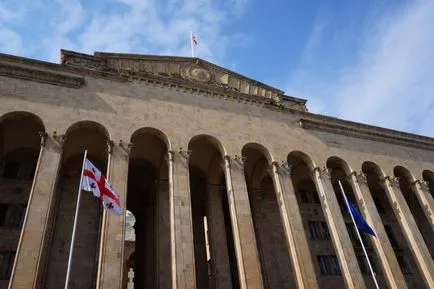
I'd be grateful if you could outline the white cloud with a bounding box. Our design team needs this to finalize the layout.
[287,1,434,137]
[0,25,23,55]
[0,0,249,67]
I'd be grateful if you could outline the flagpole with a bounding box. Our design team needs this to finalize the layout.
[190,31,194,57]
[64,149,88,289]
[338,180,380,289]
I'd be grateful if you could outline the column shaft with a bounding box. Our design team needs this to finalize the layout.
[348,172,407,289]
[382,176,434,288]
[411,180,434,231]
[207,185,232,289]
[156,180,171,289]
[270,162,318,289]
[96,143,129,289]
[9,134,63,289]
[223,156,263,289]
[169,151,196,289]
[312,168,366,289]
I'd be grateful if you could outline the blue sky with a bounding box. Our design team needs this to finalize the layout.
[1,0,433,137]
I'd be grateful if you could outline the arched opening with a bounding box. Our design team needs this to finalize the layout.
[326,157,384,288]
[189,135,239,289]
[125,128,170,289]
[422,170,434,198]
[394,166,434,256]
[0,112,44,289]
[242,144,294,289]
[42,121,109,288]
[287,152,344,289]
[362,162,424,288]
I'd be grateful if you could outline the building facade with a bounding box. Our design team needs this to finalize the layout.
[0,50,433,289]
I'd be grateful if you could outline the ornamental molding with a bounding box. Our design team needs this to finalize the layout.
[0,61,84,88]
[2,51,434,153]
[299,118,434,151]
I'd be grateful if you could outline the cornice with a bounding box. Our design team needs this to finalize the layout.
[93,51,284,95]
[299,117,434,151]
[0,61,84,88]
[1,52,433,152]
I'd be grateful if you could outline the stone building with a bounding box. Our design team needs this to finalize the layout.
[0,49,433,289]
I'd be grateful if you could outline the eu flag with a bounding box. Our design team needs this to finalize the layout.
[346,198,376,237]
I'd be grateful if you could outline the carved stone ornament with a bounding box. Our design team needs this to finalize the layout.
[39,131,48,147]
[312,167,330,180]
[54,134,67,148]
[273,161,291,177]
[413,179,430,191]
[383,175,400,188]
[349,171,367,184]
[119,140,134,155]
[181,64,214,84]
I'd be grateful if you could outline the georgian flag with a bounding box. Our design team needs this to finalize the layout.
[192,35,198,45]
[81,158,121,215]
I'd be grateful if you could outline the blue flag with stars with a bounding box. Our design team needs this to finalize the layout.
[346,198,376,237]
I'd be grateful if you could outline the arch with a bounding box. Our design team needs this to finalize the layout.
[393,166,416,182]
[326,156,352,175]
[287,151,316,171]
[189,134,227,157]
[66,120,110,140]
[242,142,274,164]
[131,127,171,150]
[0,111,45,131]
[422,170,434,182]
[361,161,385,178]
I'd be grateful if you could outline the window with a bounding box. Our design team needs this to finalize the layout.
[396,256,412,274]
[317,255,341,275]
[300,190,320,204]
[1,162,20,179]
[308,222,330,240]
[0,251,16,280]
[0,204,26,228]
[356,255,377,275]
[384,225,399,248]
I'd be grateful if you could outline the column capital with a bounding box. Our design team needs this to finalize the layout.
[348,171,368,184]
[271,161,291,177]
[178,147,193,160]
[118,140,134,155]
[381,175,400,187]
[228,154,245,170]
[52,131,67,149]
[107,140,115,154]
[312,166,331,180]
[39,131,48,146]
[411,179,430,191]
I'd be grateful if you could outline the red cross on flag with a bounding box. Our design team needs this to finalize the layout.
[81,158,121,215]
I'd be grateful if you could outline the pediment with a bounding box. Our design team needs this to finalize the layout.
[60,50,306,110]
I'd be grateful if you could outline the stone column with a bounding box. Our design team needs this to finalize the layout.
[410,179,434,231]
[169,150,196,289]
[312,167,366,289]
[206,184,232,289]
[8,132,64,289]
[381,176,434,288]
[156,180,171,289]
[270,162,318,289]
[96,141,130,289]
[347,172,407,289]
[222,155,263,289]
